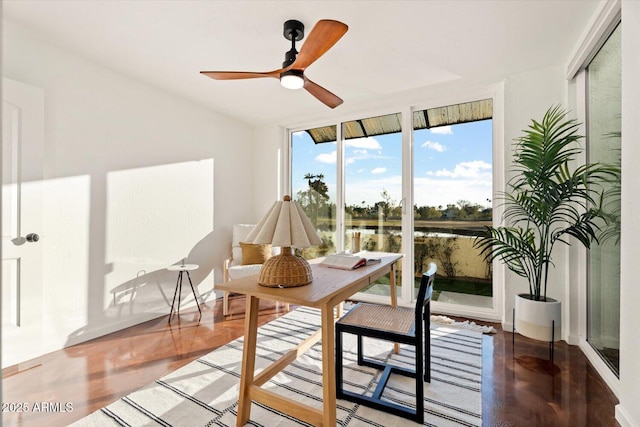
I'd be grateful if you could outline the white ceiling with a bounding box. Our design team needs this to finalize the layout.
[2,0,599,127]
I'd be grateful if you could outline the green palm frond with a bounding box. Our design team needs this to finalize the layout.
[474,105,620,300]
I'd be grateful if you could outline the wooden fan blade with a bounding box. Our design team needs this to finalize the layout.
[303,77,343,108]
[200,69,282,80]
[292,20,348,70]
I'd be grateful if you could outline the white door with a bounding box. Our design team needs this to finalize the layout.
[2,78,45,368]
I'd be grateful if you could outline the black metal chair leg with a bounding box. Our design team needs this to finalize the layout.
[415,335,424,423]
[424,299,431,382]
[336,328,344,398]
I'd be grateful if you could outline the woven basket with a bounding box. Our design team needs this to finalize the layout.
[258,248,313,288]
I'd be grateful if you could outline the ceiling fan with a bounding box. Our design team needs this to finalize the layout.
[200,19,348,108]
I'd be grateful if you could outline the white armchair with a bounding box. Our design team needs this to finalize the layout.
[222,224,287,315]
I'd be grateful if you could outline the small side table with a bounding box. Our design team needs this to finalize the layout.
[167,263,201,323]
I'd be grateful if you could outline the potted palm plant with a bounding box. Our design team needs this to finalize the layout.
[475,105,620,342]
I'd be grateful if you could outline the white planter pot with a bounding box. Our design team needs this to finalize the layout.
[514,293,561,342]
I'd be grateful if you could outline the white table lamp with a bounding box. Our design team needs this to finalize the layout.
[245,195,322,287]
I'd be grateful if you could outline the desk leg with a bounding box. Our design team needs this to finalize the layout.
[321,304,337,427]
[237,295,260,427]
[390,263,400,354]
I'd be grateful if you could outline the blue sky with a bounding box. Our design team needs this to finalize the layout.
[292,119,492,209]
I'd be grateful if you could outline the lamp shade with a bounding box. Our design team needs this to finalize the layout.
[245,195,322,288]
[245,195,322,248]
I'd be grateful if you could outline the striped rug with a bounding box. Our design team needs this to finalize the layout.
[73,307,483,426]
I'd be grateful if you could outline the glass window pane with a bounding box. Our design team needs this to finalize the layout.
[587,23,621,376]
[291,127,337,259]
[413,101,493,307]
[343,113,403,298]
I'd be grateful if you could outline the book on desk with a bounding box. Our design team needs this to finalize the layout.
[320,253,382,270]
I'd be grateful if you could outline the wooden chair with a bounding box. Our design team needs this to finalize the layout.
[222,224,288,316]
[335,262,436,423]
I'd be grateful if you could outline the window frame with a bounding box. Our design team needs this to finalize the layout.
[568,0,621,397]
[284,83,504,322]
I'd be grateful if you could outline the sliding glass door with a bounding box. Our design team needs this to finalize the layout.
[289,95,498,312]
[343,113,403,298]
[412,100,493,308]
[586,24,621,376]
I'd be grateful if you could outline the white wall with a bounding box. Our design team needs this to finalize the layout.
[617,2,640,425]
[2,20,254,353]
[501,65,568,333]
[252,124,285,215]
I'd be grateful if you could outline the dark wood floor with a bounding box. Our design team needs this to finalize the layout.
[3,296,619,426]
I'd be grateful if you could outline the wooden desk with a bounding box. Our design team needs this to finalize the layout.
[216,251,403,427]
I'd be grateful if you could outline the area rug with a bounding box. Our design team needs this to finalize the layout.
[430,315,497,334]
[73,307,483,426]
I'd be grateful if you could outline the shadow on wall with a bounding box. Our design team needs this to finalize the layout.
[65,231,216,347]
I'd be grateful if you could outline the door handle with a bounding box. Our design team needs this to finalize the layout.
[26,233,40,242]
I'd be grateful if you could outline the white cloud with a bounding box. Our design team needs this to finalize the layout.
[315,151,336,164]
[342,171,492,208]
[292,131,306,138]
[421,140,447,152]
[345,138,389,164]
[413,176,492,207]
[371,167,386,174]
[345,137,382,150]
[411,160,493,206]
[430,126,453,134]
[344,176,402,206]
[432,160,492,179]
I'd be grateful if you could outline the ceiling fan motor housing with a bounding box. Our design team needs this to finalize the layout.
[282,19,305,67]
[283,19,304,41]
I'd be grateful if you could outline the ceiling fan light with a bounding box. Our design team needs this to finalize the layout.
[280,70,304,90]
